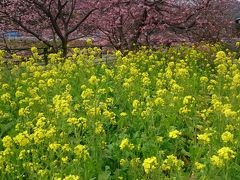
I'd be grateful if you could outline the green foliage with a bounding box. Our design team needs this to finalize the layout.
[0,44,240,179]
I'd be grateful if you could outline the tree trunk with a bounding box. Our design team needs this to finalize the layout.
[62,38,68,57]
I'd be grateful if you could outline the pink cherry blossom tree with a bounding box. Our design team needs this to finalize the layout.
[91,0,239,49]
[0,0,239,54]
[0,0,99,56]
[90,0,163,51]
[180,0,238,42]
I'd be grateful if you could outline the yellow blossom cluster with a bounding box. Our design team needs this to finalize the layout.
[211,147,236,167]
[169,130,182,139]
[142,156,158,174]
[161,154,184,171]
[119,138,134,150]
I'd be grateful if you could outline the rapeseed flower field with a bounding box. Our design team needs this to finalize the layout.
[0,44,240,179]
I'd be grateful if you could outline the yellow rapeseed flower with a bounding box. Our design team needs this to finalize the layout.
[222,107,237,118]
[15,90,25,98]
[61,156,69,164]
[62,144,71,152]
[169,130,182,139]
[120,112,127,117]
[18,107,30,117]
[232,74,240,88]
[130,158,141,168]
[142,76,151,86]
[88,75,99,85]
[132,100,140,109]
[18,150,26,160]
[2,136,13,148]
[175,68,189,78]
[156,136,164,143]
[52,95,71,116]
[194,162,205,170]
[31,128,46,144]
[2,83,9,90]
[200,76,208,84]
[119,138,134,150]
[67,117,79,126]
[1,93,11,103]
[210,155,223,167]
[74,144,89,160]
[115,50,122,57]
[81,88,94,99]
[215,51,226,61]
[217,147,236,160]
[120,159,127,166]
[197,133,212,144]
[142,156,158,174]
[13,131,30,147]
[154,97,165,106]
[225,125,234,131]
[183,95,195,105]
[48,142,61,152]
[95,122,105,134]
[221,131,234,143]
[63,175,80,180]
[161,154,184,171]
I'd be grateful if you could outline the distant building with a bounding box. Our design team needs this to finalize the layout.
[4,31,21,39]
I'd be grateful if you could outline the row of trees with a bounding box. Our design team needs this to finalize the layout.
[0,0,239,56]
